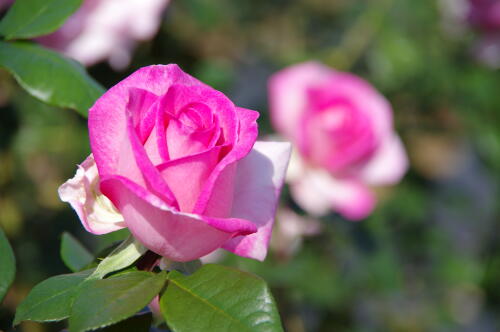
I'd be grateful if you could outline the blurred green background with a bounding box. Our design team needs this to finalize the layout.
[1,0,499,331]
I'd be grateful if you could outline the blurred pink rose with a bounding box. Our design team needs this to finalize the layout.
[468,0,500,32]
[38,0,170,69]
[467,0,500,68]
[0,0,13,12]
[59,64,291,261]
[269,62,407,220]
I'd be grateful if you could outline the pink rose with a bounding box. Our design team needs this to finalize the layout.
[468,0,500,32]
[59,64,291,261]
[38,0,170,69]
[466,0,500,68]
[269,62,407,220]
[0,0,13,12]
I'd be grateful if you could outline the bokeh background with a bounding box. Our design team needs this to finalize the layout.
[1,0,500,331]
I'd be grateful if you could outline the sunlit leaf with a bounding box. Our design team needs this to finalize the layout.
[0,41,103,116]
[161,264,283,332]
[0,0,82,40]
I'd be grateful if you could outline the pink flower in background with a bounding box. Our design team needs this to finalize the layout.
[468,0,500,32]
[0,0,13,12]
[269,62,407,220]
[467,0,500,68]
[59,64,291,262]
[38,0,170,69]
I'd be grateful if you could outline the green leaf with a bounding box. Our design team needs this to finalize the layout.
[0,0,82,40]
[69,271,168,332]
[162,259,202,275]
[89,236,147,280]
[13,269,93,325]
[0,41,104,116]
[0,227,15,303]
[61,232,94,272]
[161,264,283,332]
[96,312,152,332]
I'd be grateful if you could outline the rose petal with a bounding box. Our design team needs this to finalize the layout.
[268,61,332,140]
[121,110,178,207]
[358,133,409,186]
[222,141,292,261]
[157,84,234,160]
[127,87,158,138]
[199,162,236,218]
[157,147,221,212]
[290,166,376,221]
[193,107,259,214]
[322,72,393,141]
[38,0,170,68]
[89,65,204,178]
[143,99,169,165]
[100,175,257,261]
[58,155,125,234]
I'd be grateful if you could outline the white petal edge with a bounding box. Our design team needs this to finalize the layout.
[223,141,292,261]
[359,133,409,186]
[58,154,126,234]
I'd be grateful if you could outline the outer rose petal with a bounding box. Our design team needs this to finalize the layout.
[58,155,125,234]
[289,155,376,220]
[358,134,409,186]
[100,175,257,261]
[39,0,170,69]
[223,141,292,261]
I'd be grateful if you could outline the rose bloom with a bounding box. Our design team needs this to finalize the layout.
[37,0,170,69]
[468,0,500,32]
[467,0,500,68]
[0,0,12,12]
[269,62,408,220]
[59,64,291,261]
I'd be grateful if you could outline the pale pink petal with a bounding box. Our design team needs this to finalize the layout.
[268,61,333,140]
[358,134,409,186]
[39,0,171,68]
[58,155,125,234]
[223,141,292,261]
[200,162,236,218]
[100,175,257,262]
[290,167,376,221]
